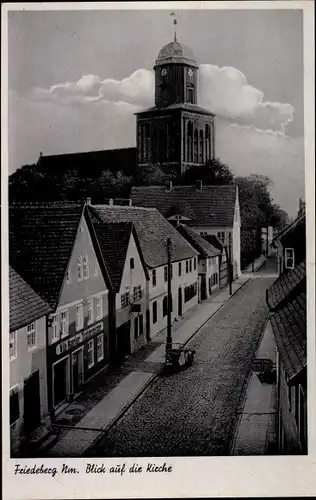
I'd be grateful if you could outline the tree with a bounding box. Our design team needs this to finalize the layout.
[178,157,234,185]
[135,163,170,186]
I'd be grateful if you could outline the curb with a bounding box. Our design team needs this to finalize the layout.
[83,277,251,456]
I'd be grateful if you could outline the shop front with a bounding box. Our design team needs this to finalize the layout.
[48,321,108,411]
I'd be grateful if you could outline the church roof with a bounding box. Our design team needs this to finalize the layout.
[131,185,238,228]
[155,40,198,67]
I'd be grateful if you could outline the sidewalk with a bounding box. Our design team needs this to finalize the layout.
[42,274,250,457]
[243,254,266,274]
[230,319,277,455]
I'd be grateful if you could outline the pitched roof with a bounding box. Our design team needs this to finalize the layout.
[37,147,137,177]
[87,217,134,292]
[273,212,306,243]
[176,224,221,257]
[9,202,84,308]
[266,261,306,311]
[131,185,237,227]
[9,266,52,331]
[201,234,223,252]
[270,290,306,380]
[88,205,198,269]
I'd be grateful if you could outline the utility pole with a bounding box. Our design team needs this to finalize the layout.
[228,240,232,295]
[251,229,255,273]
[166,237,173,351]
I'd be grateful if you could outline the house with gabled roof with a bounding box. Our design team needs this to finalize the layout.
[265,260,307,454]
[131,181,241,278]
[86,212,149,357]
[9,266,52,455]
[272,211,306,276]
[176,224,221,301]
[9,202,114,414]
[87,204,199,339]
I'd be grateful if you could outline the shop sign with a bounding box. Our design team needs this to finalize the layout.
[56,333,83,356]
[83,322,103,341]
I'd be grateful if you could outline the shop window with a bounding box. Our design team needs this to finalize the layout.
[95,296,103,321]
[285,248,295,270]
[96,334,104,362]
[121,292,129,309]
[60,310,69,337]
[76,304,83,331]
[152,269,156,287]
[163,296,168,317]
[9,331,17,360]
[87,340,95,368]
[83,254,89,280]
[10,387,19,425]
[152,301,158,324]
[87,300,94,325]
[27,322,36,350]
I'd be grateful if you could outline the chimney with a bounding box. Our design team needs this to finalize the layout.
[196,180,202,192]
[86,197,91,206]
[129,198,132,206]
[165,181,172,192]
[109,198,114,206]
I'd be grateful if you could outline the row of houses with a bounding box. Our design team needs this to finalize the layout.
[264,209,307,454]
[9,199,228,454]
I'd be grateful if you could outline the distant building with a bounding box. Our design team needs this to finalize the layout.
[266,261,307,454]
[9,266,52,455]
[201,234,229,289]
[176,224,221,301]
[131,181,241,278]
[9,203,113,415]
[88,204,199,339]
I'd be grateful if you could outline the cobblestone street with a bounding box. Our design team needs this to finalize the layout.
[88,275,275,457]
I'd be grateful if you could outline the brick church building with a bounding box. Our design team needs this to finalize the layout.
[38,37,216,179]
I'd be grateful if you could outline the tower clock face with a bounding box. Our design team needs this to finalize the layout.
[161,68,168,76]
[188,68,193,78]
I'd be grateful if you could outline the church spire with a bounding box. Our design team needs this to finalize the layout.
[170,12,177,42]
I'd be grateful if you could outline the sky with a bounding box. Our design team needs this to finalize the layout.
[7,7,305,218]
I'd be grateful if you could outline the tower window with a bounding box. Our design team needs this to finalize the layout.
[187,88,194,104]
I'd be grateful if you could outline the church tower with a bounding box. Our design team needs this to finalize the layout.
[136,35,215,176]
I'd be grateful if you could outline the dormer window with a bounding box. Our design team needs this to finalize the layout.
[285,248,295,270]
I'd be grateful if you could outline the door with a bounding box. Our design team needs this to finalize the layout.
[72,348,84,394]
[201,275,207,300]
[24,371,41,435]
[116,321,131,358]
[53,357,68,407]
[178,287,183,316]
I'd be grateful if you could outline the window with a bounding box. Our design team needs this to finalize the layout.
[10,387,19,425]
[130,258,135,270]
[60,310,69,337]
[217,232,225,244]
[152,269,157,287]
[133,285,142,302]
[200,232,208,236]
[77,256,83,282]
[186,261,189,273]
[95,296,103,321]
[193,258,197,270]
[152,301,158,324]
[51,313,59,342]
[139,314,144,336]
[189,260,192,272]
[285,248,295,270]
[164,266,168,282]
[76,304,83,331]
[178,262,182,276]
[87,300,94,325]
[9,331,17,360]
[163,296,168,317]
[27,322,36,350]
[87,340,94,368]
[184,282,198,303]
[83,254,89,279]
[134,317,139,340]
[121,292,129,309]
[66,267,72,284]
[96,334,104,362]
[187,87,194,104]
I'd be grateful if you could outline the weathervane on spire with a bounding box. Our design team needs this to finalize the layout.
[170,12,177,42]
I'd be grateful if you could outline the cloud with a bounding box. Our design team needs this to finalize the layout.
[32,64,294,133]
